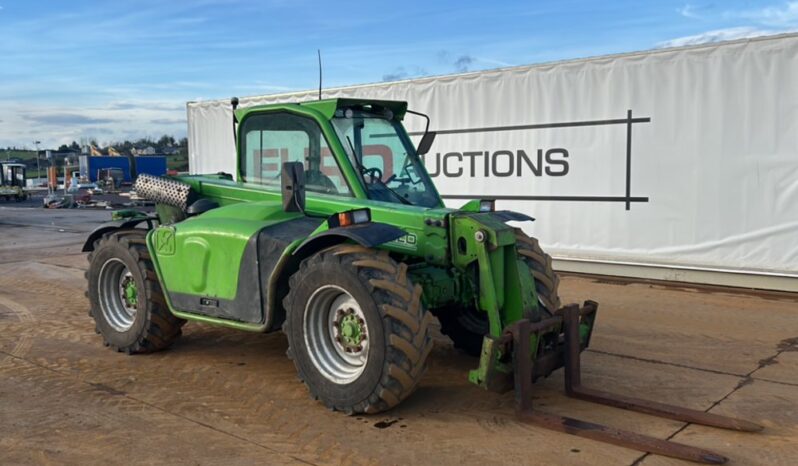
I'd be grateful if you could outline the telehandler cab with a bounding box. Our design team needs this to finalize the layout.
[84,97,759,463]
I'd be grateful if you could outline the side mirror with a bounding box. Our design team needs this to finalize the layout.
[282,161,306,212]
[416,131,437,155]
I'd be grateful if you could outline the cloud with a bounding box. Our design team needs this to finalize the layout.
[79,127,115,135]
[150,118,186,125]
[658,26,797,48]
[657,27,777,48]
[106,101,184,111]
[453,55,474,72]
[662,2,798,48]
[1,99,188,147]
[734,1,798,26]
[474,56,514,68]
[383,68,408,82]
[382,66,427,82]
[678,4,699,19]
[106,102,141,110]
[23,113,115,126]
[437,51,476,73]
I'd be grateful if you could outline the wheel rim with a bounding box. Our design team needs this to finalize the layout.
[303,285,370,384]
[98,258,138,332]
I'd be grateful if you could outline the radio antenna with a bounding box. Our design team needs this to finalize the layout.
[317,49,323,100]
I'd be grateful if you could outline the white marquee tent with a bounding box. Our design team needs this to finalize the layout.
[187,33,798,292]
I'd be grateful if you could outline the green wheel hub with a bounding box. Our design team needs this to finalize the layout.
[337,312,365,348]
[122,277,138,308]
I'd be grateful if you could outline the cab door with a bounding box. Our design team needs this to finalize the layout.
[238,111,354,199]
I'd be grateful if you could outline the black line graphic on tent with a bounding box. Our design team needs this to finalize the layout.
[405,110,651,211]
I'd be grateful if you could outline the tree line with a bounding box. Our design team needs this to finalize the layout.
[54,135,189,155]
[3,135,188,155]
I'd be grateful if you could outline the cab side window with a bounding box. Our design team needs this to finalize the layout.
[240,112,352,196]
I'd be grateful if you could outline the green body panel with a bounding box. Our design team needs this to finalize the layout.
[176,176,451,266]
[151,201,300,300]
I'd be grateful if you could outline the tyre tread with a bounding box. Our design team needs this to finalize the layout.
[283,244,432,414]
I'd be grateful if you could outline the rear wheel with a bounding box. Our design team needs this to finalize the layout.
[436,229,561,357]
[284,244,434,414]
[86,229,184,353]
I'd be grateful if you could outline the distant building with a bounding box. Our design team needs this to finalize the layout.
[132,146,156,155]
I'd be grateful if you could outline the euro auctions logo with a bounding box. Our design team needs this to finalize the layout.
[415,110,651,211]
[423,148,569,178]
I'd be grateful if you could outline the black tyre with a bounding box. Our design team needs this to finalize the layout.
[86,229,184,353]
[283,244,434,414]
[436,228,561,357]
[434,305,490,357]
[514,229,561,312]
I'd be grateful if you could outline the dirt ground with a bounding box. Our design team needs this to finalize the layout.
[1,206,796,466]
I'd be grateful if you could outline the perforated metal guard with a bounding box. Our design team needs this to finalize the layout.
[134,174,195,211]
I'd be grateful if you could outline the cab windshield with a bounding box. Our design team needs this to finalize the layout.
[331,108,440,208]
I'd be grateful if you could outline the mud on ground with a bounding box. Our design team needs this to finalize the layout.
[1,206,796,465]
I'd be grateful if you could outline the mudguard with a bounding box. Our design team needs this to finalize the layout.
[492,211,535,223]
[82,216,157,252]
[292,222,406,259]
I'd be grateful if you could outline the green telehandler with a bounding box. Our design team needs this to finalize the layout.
[84,97,759,463]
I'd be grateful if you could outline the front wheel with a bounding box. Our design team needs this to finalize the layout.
[283,244,434,414]
[435,229,561,357]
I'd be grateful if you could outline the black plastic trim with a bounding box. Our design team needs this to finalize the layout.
[167,217,323,326]
[492,210,535,223]
[294,222,406,255]
[82,217,156,252]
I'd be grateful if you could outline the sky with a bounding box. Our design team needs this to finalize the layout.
[1,0,797,149]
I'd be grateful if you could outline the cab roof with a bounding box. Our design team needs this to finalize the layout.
[235,98,408,121]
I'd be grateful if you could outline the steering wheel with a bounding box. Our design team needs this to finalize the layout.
[385,173,412,186]
[361,167,383,184]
